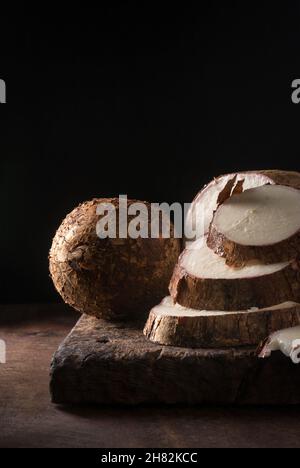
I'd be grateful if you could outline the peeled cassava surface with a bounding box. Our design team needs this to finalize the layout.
[258,326,300,364]
[208,185,300,266]
[169,237,300,311]
[49,198,181,321]
[144,296,300,348]
[185,170,300,242]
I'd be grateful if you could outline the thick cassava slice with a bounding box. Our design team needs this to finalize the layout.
[208,185,300,266]
[258,326,300,364]
[169,238,300,311]
[185,170,300,242]
[144,296,300,348]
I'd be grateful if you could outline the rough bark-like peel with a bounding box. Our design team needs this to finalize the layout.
[49,198,181,321]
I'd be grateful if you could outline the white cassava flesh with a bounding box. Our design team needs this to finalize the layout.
[143,296,300,348]
[185,170,300,243]
[169,237,300,311]
[213,185,300,246]
[258,326,300,364]
[208,185,300,266]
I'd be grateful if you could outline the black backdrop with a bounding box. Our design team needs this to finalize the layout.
[1,3,300,303]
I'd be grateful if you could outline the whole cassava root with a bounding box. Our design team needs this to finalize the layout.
[207,185,300,267]
[185,170,300,242]
[169,238,300,311]
[49,198,181,321]
[144,296,300,348]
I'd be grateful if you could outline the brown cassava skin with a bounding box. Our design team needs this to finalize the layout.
[207,224,300,267]
[169,258,300,311]
[49,198,181,321]
[190,170,300,211]
[144,303,300,348]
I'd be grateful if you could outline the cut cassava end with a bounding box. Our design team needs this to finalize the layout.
[169,238,300,311]
[144,296,300,348]
[49,198,181,321]
[208,184,300,266]
[185,170,300,243]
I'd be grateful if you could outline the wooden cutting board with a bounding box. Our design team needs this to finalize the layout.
[50,315,300,405]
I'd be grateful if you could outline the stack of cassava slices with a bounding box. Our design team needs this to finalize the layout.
[144,170,300,348]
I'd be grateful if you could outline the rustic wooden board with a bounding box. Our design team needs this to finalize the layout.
[50,315,300,405]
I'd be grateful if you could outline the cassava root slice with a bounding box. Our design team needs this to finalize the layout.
[144,296,300,348]
[169,237,300,311]
[208,185,300,266]
[258,326,300,364]
[185,170,300,243]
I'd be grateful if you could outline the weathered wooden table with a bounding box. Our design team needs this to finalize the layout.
[51,314,300,405]
[1,304,300,448]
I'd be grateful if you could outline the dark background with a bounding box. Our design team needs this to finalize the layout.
[1,3,300,304]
